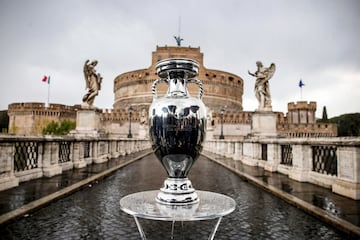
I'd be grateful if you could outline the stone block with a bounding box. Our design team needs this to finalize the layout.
[0,176,19,191]
[333,179,360,200]
[43,165,62,177]
[71,109,101,137]
[251,112,277,137]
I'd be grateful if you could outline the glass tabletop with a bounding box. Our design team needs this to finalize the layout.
[120,190,236,221]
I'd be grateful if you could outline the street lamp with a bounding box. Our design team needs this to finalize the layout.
[219,107,225,139]
[127,105,133,138]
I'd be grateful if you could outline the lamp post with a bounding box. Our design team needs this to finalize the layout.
[127,105,133,138]
[219,107,225,139]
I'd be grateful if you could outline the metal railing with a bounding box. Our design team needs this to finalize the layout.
[58,141,71,163]
[281,144,293,166]
[14,141,39,171]
[312,145,337,176]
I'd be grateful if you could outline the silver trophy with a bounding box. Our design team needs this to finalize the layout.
[149,58,207,205]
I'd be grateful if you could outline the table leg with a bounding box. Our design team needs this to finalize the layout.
[170,221,185,239]
[208,217,222,240]
[133,216,147,240]
[171,220,175,239]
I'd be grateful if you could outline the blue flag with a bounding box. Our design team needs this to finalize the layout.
[298,79,305,88]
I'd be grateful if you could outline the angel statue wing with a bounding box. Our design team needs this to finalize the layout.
[83,59,90,89]
[265,63,276,81]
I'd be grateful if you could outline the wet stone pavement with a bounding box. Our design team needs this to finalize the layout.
[207,152,360,229]
[0,154,354,239]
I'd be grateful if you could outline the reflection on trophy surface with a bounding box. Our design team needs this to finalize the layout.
[149,58,207,205]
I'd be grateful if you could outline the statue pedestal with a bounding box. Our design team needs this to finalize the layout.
[251,111,277,137]
[72,108,101,137]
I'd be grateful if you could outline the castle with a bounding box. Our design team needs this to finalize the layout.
[113,46,243,111]
[7,45,337,137]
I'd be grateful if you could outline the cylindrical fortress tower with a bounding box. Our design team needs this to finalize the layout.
[113,46,244,112]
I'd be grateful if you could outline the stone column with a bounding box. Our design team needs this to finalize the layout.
[73,141,86,169]
[220,141,227,156]
[333,146,360,199]
[0,142,19,191]
[92,140,99,162]
[289,144,311,182]
[242,141,258,166]
[83,141,93,165]
[233,141,243,161]
[42,141,62,177]
[93,141,109,164]
[225,141,235,158]
[110,140,120,158]
[126,140,133,155]
[119,140,126,156]
[264,143,281,172]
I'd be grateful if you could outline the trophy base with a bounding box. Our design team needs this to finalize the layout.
[156,178,199,205]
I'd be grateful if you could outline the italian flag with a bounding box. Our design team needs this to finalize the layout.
[42,75,50,84]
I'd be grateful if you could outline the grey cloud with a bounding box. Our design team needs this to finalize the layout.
[0,0,359,117]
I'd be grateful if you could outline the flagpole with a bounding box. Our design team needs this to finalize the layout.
[299,79,304,101]
[47,76,50,108]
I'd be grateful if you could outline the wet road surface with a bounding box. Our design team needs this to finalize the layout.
[0,154,351,239]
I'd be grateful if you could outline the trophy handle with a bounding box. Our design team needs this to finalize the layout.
[188,78,203,99]
[152,79,168,99]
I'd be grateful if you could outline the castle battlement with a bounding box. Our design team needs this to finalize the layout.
[7,102,77,135]
[8,102,77,112]
[288,101,317,111]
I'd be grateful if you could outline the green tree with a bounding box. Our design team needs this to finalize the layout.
[0,110,9,133]
[322,106,328,122]
[330,113,360,136]
[58,120,76,135]
[42,120,75,135]
[42,121,59,135]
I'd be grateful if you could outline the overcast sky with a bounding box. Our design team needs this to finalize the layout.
[0,0,359,118]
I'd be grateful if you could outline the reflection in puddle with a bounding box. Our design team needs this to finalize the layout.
[281,182,292,193]
[312,195,341,216]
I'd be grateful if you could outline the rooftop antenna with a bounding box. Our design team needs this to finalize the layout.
[174,16,183,46]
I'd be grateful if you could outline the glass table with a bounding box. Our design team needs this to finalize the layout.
[120,190,236,240]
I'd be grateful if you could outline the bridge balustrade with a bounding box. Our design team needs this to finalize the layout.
[204,137,360,200]
[0,135,151,191]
